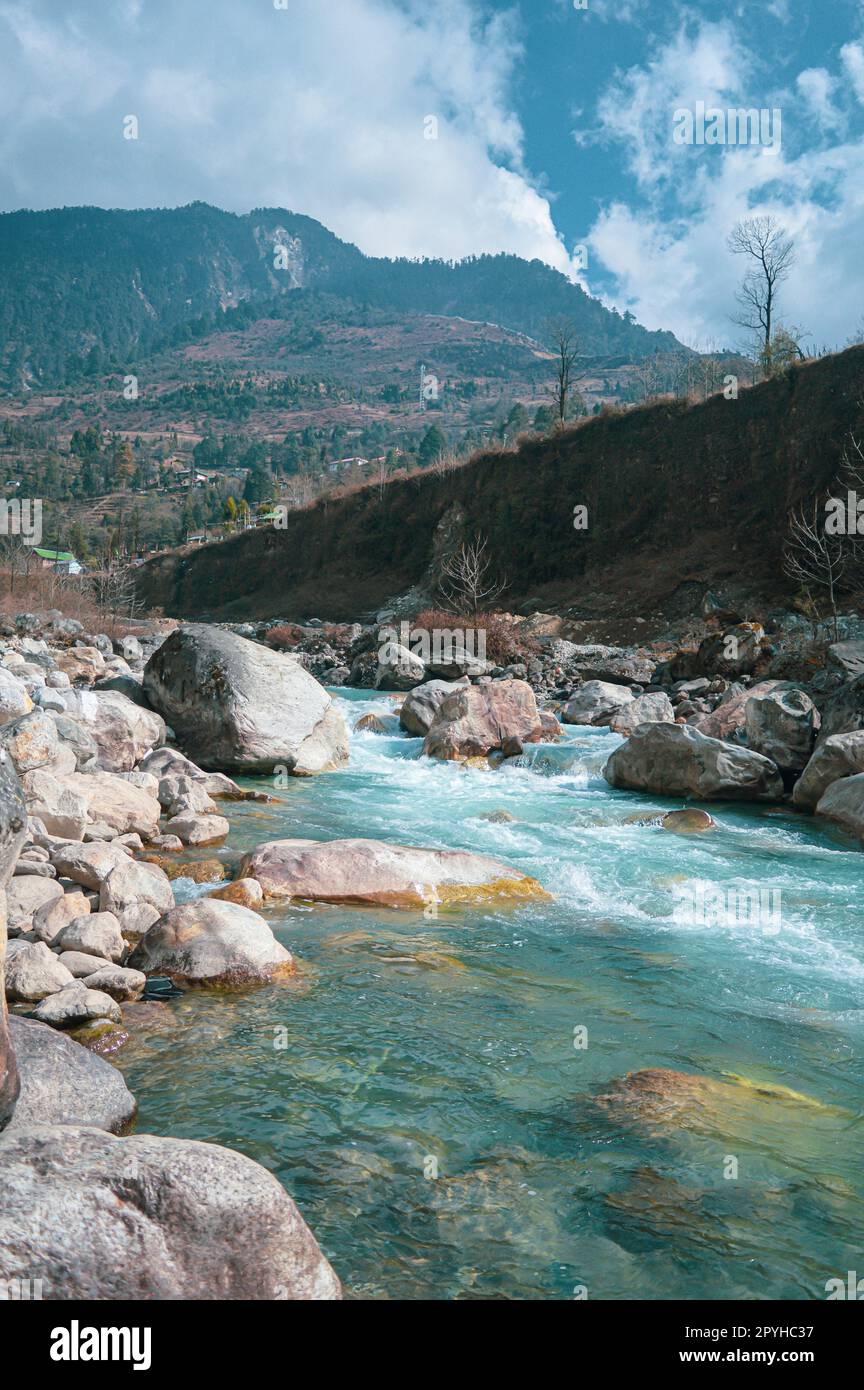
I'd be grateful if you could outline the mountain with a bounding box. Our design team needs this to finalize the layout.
[0,203,686,388]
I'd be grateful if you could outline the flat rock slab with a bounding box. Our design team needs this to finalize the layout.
[240,836,551,908]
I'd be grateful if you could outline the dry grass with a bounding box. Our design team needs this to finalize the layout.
[0,566,159,636]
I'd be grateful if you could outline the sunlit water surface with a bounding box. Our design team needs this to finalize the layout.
[117,689,864,1299]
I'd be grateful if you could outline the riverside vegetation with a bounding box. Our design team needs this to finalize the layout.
[1,588,863,1298]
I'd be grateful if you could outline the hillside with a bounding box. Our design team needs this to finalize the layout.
[136,345,864,626]
[0,203,686,389]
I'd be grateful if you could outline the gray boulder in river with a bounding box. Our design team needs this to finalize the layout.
[0,748,28,1130]
[6,1016,136,1133]
[0,1124,341,1299]
[143,624,349,774]
[603,722,784,801]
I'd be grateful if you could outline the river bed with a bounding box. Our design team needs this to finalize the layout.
[117,689,864,1299]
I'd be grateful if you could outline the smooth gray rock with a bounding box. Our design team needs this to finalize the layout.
[814,772,864,842]
[744,686,819,772]
[608,691,676,735]
[6,1017,135,1132]
[603,723,784,801]
[143,624,349,774]
[793,730,864,810]
[58,950,113,978]
[56,913,126,964]
[399,679,470,737]
[32,984,122,1027]
[4,941,75,1001]
[0,1124,340,1298]
[562,680,634,726]
[60,688,165,774]
[128,899,294,987]
[83,966,146,1001]
[818,674,864,745]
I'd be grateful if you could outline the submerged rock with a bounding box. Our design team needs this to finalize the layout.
[128,899,294,987]
[143,624,349,775]
[0,1124,341,1298]
[595,1067,829,1138]
[660,808,716,833]
[240,837,550,908]
[603,723,784,802]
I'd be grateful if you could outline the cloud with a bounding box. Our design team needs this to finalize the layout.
[0,0,582,280]
[581,18,864,348]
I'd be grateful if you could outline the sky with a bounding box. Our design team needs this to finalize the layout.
[1,0,863,350]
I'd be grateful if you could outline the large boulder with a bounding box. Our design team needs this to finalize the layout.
[19,768,89,839]
[744,686,819,772]
[6,874,64,932]
[608,692,675,736]
[792,730,864,810]
[49,839,131,890]
[695,622,765,678]
[6,1017,136,1132]
[128,899,295,987]
[399,678,469,736]
[0,1124,340,1298]
[423,680,543,761]
[574,650,656,686]
[826,640,864,682]
[603,723,784,801]
[814,773,864,842]
[32,984,122,1028]
[0,708,60,774]
[562,681,634,726]
[98,858,174,927]
[693,679,785,741]
[4,941,75,1001]
[818,674,864,745]
[240,837,550,908]
[0,668,33,724]
[60,770,161,839]
[374,640,426,690]
[61,689,166,773]
[143,624,349,774]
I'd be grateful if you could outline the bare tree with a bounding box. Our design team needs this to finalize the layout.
[727,216,795,374]
[0,535,38,594]
[546,318,582,428]
[90,561,144,635]
[439,536,506,618]
[782,498,844,640]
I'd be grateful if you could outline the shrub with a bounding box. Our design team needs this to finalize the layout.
[411,608,539,667]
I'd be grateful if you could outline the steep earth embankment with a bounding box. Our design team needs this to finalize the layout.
[136,346,864,623]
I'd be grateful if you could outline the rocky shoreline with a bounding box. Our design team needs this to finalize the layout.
[1,599,863,1299]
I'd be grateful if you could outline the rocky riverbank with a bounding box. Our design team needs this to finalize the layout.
[1,597,863,1299]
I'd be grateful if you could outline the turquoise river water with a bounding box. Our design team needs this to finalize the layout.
[117,688,864,1300]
